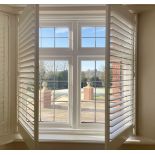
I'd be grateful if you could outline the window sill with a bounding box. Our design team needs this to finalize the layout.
[14,132,105,143]
[16,132,155,145]
[39,128,105,143]
[39,133,105,143]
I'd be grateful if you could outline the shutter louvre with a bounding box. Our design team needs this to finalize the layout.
[105,5,136,149]
[17,4,39,149]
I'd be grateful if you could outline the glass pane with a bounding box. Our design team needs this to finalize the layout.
[96,38,106,48]
[55,102,69,123]
[96,86,105,101]
[55,60,68,81]
[81,38,95,48]
[55,38,69,48]
[41,38,54,48]
[55,27,69,37]
[39,60,69,123]
[80,60,105,124]
[81,60,95,81]
[40,60,54,81]
[40,27,54,37]
[81,27,95,37]
[96,101,105,123]
[40,108,53,122]
[96,60,105,81]
[55,82,68,102]
[39,90,53,122]
[81,102,95,123]
[96,27,106,37]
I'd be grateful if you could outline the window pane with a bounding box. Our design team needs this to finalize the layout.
[80,60,105,124]
[55,60,68,81]
[55,38,69,48]
[40,27,54,37]
[55,82,68,102]
[96,38,106,48]
[55,102,69,123]
[39,60,69,123]
[81,27,95,37]
[96,27,106,37]
[96,60,105,81]
[41,38,54,48]
[81,60,95,81]
[81,102,95,123]
[81,38,95,48]
[81,26,105,49]
[96,102,105,123]
[39,27,70,48]
[55,27,69,37]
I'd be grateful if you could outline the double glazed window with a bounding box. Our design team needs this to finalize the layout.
[0,3,137,150]
[16,5,136,149]
[80,60,105,124]
[39,22,106,129]
[81,26,106,48]
[39,27,70,48]
[39,60,69,123]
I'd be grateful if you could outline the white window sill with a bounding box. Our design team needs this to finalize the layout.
[39,134,105,143]
[16,133,155,145]
[38,128,105,143]
[15,132,105,143]
[125,136,155,144]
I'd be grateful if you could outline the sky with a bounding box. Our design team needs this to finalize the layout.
[39,26,106,48]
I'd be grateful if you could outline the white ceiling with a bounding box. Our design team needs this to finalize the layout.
[4,4,155,14]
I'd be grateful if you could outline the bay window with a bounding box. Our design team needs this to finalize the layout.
[0,4,137,150]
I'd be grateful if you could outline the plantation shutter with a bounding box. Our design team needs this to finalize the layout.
[17,4,39,149]
[105,5,136,149]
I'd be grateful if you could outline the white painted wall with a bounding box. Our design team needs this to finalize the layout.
[138,10,155,140]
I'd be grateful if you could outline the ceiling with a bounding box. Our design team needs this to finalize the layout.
[4,4,155,14]
[125,4,155,13]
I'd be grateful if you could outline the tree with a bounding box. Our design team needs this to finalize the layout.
[81,72,87,88]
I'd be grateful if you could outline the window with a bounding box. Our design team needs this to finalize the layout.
[81,26,106,48]
[80,60,105,124]
[39,27,70,48]
[39,59,70,124]
[39,21,106,130]
[0,4,137,150]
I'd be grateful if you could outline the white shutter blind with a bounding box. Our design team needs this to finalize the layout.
[17,4,39,149]
[105,5,136,149]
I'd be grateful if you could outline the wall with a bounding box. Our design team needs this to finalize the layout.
[137,10,155,141]
[0,11,17,145]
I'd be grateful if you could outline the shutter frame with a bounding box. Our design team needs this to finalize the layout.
[17,4,39,149]
[105,5,136,149]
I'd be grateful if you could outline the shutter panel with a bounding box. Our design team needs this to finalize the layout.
[105,5,136,149]
[17,4,39,149]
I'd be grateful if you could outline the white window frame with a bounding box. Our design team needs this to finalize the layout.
[39,56,73,130]
[77,21,106,53]
[39,21,73,54]
[77,56,105,130]
[39,18,107,134]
